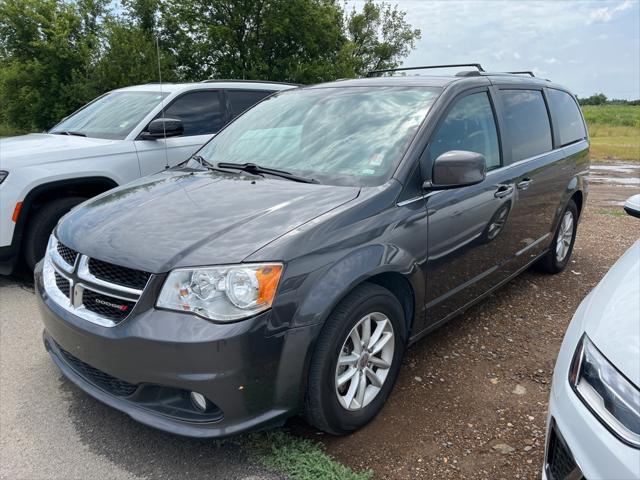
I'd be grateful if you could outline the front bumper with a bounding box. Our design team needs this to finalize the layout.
[35,262,316,438]
[545,372,640,479]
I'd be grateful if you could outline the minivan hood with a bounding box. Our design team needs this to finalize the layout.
[56,169,360,272]
[0,133,127,168]
[580,240,640,386]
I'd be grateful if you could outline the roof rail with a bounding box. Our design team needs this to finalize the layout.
[367,63,485,77]
[505,71,535,77]
[200,79,300,86]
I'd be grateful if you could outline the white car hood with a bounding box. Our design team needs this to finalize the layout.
[581,240,640,386]
[0,133,130,168]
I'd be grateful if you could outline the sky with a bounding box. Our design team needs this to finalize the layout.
[348,0,640,99]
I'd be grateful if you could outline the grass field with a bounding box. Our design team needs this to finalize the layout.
[582,105,640,161]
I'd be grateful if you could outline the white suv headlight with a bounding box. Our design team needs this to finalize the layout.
[569,334,640,447]
[156,263,283,322]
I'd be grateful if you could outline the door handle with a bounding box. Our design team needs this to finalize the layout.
[494,185,513,198]
[517,178,532,190]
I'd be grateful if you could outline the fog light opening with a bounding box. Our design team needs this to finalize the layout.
[190,391,209,412]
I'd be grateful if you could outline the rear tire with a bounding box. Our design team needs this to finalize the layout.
[23,197,86,270]
[536,199,578,274]
[304,283,406,435]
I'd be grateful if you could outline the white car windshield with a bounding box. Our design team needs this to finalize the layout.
[50,91,167,140]
[197,86,441,186]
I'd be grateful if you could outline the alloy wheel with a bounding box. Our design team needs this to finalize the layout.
[334,312,395,411]
[555,211,574,262]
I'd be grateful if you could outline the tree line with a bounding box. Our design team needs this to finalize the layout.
[578,92,640,106]
[0,0,421,134]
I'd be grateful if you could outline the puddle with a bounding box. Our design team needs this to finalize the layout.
[590,163,640,187]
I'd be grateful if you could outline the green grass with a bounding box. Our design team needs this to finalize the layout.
[597,208,628,217]
[247,430,373,480]
[581,105,640,162]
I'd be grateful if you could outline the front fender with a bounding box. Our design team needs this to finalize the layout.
[292,244,424,332]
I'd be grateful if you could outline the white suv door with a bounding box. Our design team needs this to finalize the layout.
[134,89,225,176]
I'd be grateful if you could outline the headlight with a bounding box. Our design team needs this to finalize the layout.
[0,171,8,184]
[156,263,283,322]
[569,334,640,447]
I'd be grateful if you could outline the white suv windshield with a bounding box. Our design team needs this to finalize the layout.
[50,91,167,140]
[197,86,441,186]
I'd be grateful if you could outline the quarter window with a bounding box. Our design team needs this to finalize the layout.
[429,92,501,171]
[228,90,274,119]
[547,89,587,146]
[159,90,224,136]
[499,90,552,162]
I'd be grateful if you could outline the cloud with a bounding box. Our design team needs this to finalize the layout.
[588,0,635,24]
[343,0,640,98]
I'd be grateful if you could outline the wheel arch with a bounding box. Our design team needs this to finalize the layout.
[294,245,424,340]
[12,176,119,252]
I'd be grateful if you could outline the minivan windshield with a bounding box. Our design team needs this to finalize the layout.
[197,86,441,186]
[50,91,167,140]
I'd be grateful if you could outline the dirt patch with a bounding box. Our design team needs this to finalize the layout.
[296,163,640,479]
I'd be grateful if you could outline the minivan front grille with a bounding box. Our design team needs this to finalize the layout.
[54,272,70,298]
[82,290,135,323]
[57,242,78,266]
[59,347,138,397]
[44,236,150,328]
[88,258,151,290]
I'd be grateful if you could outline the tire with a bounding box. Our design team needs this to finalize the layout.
[536,199,578,274]
[23,197,86,270]
[304,282,407,435]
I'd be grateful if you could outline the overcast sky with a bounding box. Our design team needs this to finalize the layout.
[348,0,640,99]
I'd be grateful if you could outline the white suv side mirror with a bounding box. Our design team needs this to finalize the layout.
[624,194,640,219]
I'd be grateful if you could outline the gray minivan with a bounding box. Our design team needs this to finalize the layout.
[35,64,589,437]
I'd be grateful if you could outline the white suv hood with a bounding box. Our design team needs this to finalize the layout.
[0,133,130,168]
[580,240,640,386]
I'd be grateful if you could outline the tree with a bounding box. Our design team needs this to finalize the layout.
[578,92,608,106]
[160,0,421,83]
[337,0,422,77]
[0,0,109,130]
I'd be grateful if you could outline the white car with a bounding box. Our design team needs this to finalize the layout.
[543,194,640,479]
[0,80,294,273]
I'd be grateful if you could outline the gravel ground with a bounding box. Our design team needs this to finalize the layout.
[313,164,640,479]
[0,163,638,480]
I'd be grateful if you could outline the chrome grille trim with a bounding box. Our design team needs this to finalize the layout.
[49,236,75,274]
[43,236,147,328]
[77,255,144,296]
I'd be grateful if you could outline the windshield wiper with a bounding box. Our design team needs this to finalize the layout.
[51,131,86,137]
[216,162,319,184]
[180,155,243,174]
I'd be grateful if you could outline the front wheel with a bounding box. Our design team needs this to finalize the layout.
[304,283,406,435]
[23,197,86,270]
[536,199,578,274]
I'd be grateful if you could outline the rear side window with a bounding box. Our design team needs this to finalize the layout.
[499,90,552,162]
[160,90,224,136]
[428,92,501,170]
[228,90,273,118]
[547,89,587,146]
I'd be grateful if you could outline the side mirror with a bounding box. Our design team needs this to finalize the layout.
[141,118,184,140]
[624,194,640,218]
[424,150,487,190]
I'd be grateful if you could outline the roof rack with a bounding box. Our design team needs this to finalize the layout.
[506,71,535,77]
[367,63,485,77]
[200,79,300,86]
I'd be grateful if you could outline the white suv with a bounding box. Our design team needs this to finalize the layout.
[0,80,294,272]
